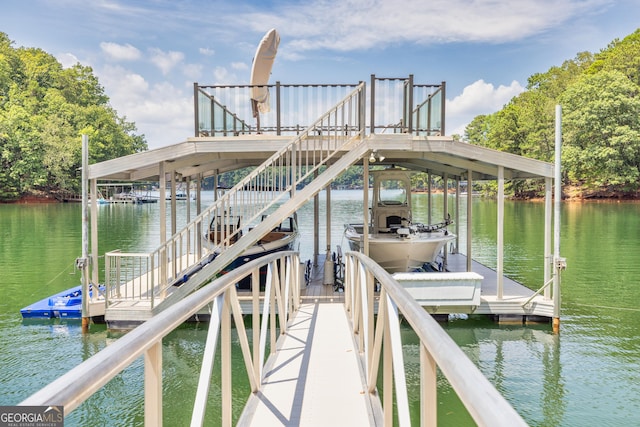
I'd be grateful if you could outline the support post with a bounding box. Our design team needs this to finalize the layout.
[90,178,99,290]
[159,162,167,290]
[553,105,564,333]
[363,158,370,257]
[466,170,473,272]
[145,342,163,426]
[81,134,90,332]
[497,166,504,299]
[544,177,552,300]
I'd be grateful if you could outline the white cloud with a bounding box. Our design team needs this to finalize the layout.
[231,62,248,71]
[182,63,203,81]
[100,42,141,61]
[238,0,609,54]
[57,52,80,68]
[199,47,215,56]
[149,48,185,75]
[95,65,192,148]
[446,79,525,136]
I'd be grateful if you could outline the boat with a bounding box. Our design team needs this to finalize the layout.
[205,214,299,289]
[344,168,455,273]
[20,284,103,319]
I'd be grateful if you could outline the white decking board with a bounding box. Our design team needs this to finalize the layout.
[444,253,554,318]
[239,303,376,426]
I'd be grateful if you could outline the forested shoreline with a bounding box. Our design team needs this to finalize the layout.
[465,28,640,200]
[2,29,640,203]
[0,32,147,202]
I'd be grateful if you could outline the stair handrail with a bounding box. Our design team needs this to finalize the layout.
[104,82,365,307]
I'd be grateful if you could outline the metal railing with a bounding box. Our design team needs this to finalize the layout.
[343,251,528,427]
[195,82,362,136]
[195,76,445,137]
[370,75,445,136]
[104,82,366,309]
[21,251,302,426]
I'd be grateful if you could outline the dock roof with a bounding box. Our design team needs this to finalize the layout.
[88,134,554,182]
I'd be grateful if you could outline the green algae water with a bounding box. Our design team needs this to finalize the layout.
[1,193,640,426]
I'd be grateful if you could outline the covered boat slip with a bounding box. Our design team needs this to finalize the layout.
[81,75,559,327]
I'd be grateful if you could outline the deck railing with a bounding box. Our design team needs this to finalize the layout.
[343,250,528,427]
[195,76,445,137]
[22,249,528,426]
[22,251,302,426]
[104,82,365,309]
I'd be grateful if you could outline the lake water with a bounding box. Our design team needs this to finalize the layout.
[1,192,639,426]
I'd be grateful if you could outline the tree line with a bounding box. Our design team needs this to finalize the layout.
[3,29,639,201]
[465,29,640,198]
[0,32,147,201]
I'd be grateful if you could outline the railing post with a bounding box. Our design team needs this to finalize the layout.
[144,341,163,427]
[221,291,232,427]
[193,82,199,136]
[421,344,437,427]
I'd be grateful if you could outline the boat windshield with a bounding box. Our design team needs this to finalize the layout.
[378,178,408,206]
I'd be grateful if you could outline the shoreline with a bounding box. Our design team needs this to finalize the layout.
[5,189,640,204]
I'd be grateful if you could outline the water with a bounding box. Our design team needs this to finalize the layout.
[1,193,640,426]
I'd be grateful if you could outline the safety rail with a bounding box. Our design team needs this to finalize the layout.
[21,251,302,426]
[195,76,445,137]
[370,75,445,136]
[343,251,528,427]
[104,82,365,308]
[195,82,362,136]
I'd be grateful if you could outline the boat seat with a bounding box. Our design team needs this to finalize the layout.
[258,231,286,244]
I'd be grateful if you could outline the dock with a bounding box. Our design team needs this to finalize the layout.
[20,75,561,425]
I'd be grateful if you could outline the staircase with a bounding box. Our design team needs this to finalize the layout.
[104,83,366,325]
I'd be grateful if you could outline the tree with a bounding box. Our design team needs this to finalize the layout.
[0,32,147,200]
[560,70,640,192]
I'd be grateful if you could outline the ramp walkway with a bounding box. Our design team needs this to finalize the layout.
[239,303,376,426]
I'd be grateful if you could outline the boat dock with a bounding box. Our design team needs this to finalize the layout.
[19,73,567,424]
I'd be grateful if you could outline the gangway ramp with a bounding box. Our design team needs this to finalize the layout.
[238,303,379,426]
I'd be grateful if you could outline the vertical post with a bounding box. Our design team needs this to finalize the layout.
[276,81,281,135]
[454,179,460,254]
[427,172,432,225]
[81,135,90,333]
[363,159,370,256]
[553,105,563,333]
[370,74,376,134]
[193,82,199,136]
[90,178,99,292]
[221,293,232,427]
[466,169,473,272]
[324,183,333,285]
[440,81,446,135]
[145,342,163,427]
[421,345,437,427]
[159,162,167,290]
[544,177,552,299]
[497,166,504,299]
[442,173,449,269]
[314,170,320,267]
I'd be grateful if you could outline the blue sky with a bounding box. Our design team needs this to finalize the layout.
[2,0,639,149]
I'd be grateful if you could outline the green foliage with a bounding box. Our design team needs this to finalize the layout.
[465,29,640,197]
[0,32,147,201]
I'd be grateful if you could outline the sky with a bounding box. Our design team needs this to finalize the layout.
[1,0,639,149]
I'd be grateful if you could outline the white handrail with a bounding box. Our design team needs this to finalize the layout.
[21,251,301,427]
[105,82,365,308]
[343,250,528,427]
